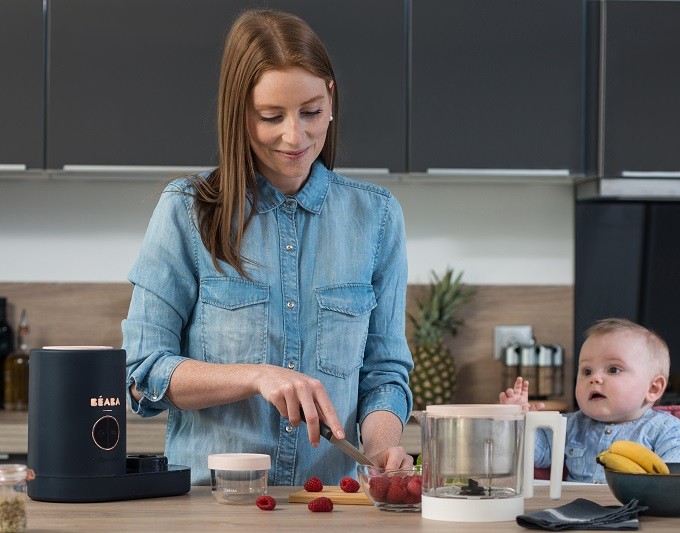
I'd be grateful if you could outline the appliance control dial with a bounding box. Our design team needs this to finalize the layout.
[92,415,120,450]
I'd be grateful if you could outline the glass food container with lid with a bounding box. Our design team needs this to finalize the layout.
[208,453,271,505]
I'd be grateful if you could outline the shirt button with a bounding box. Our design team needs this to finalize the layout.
[285,424,293,433]
[286,243,294,251]
[151,388,158,400]
[287,300,295,309]
[286,199,295,207]
[568,448,573,456]
[288,361,295,369]
[604,428,612,435]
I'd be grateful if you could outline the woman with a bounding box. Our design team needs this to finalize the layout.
[123,9,413,486]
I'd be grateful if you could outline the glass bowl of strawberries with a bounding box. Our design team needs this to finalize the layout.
[357,465,422,512]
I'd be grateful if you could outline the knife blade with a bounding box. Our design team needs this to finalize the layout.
[300,410,375,466]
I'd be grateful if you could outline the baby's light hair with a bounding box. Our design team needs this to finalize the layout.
[585,318,670,380]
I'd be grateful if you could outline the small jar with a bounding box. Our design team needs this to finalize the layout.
[0,464,31,533]
[208,454,270,505]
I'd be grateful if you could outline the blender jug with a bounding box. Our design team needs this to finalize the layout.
[419,404,566,522]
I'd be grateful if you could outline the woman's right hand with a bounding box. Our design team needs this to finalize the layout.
[255,365,345,447]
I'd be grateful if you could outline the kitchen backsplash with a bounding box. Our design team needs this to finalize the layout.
[0,282,574,408]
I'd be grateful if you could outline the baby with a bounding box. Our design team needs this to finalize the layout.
[500,317,680,483]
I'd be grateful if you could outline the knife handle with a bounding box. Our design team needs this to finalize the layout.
[299,408,334,441]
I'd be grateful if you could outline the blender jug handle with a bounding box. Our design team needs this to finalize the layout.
[523,411,567,500]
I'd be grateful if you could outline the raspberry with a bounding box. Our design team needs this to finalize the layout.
[255,495,276,510]
[368,475,391,501]
[304,476,324,492]
[385,481,408,504]
[339,476,360,493]
[406,475,422,497]
[403,493,421,504]
[308,496,334,512]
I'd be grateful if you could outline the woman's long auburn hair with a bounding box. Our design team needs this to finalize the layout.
[191,9,339,277]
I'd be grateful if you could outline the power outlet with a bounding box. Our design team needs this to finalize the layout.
[493,325,533,360]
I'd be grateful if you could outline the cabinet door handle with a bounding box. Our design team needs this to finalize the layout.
[334,167,390,175]
[622,171,680,178]
[0,164,28,171]
[62,165,215,173]
[426,168,570,177]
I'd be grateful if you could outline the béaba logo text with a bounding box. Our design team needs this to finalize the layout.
[91,396,121,407]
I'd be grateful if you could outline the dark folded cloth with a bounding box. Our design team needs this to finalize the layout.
[516,498,648,530]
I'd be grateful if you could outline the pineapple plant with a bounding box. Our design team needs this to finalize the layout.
[408,268,476,410]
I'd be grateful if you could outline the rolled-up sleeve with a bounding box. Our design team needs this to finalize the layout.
[122,181,200,417]
[358,194,413,427]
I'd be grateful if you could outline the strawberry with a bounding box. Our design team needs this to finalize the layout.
[339,476,360,493]
[303,476,324,492]
[368,475,391,501]
[384,480,408,504]
[406,475,422,497]
[255,495,277,510]
[308,496,334,512]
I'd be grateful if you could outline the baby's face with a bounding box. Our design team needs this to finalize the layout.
[575,331,657,423]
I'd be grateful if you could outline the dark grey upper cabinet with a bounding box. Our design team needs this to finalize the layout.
[410,0,584,174]
[600,0,680,177]
[47,0,228,168]
[273,0,407,172]
[0,0,44,169]
[46,0,407,172]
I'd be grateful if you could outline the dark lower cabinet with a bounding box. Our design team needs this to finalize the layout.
[410,0,584,174]
[599,0,680,177]
[575,201,680,401]
[0,0,44,170]
[46,0,407,172]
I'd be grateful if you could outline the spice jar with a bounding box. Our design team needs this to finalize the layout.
[0,464,32,533]
[208,453,270,505]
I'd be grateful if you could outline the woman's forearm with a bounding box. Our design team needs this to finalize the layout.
[132,359,262,410]
[360,410,404,459]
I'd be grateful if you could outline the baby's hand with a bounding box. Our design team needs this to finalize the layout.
[499,377,545,412]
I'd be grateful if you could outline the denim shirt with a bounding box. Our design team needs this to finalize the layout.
[534,409,680,483]
[122,161,413,486]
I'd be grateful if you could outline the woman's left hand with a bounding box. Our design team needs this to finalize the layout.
[370,446,414,471]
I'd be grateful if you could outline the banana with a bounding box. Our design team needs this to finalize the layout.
[608,440,670,474]
[597,451,647,473]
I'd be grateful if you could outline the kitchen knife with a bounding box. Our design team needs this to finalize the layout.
[299,411,375,466]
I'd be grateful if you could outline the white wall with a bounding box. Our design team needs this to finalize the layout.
[0,177,574,285]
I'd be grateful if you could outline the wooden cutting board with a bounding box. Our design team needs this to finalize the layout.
[288,486,372,505]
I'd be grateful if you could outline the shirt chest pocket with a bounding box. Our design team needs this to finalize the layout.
[565,444,588,478]
[200,277,269,364]
[315,284,376,378]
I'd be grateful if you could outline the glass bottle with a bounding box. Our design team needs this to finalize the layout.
[0,464,30,532]
[0,297,14,410]
[4,310,29,411]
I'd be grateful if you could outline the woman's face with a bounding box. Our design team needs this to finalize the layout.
[246,67,333,195]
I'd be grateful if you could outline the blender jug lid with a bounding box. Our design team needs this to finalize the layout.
[425,404,523,418]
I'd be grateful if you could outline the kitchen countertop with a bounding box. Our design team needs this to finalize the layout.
[23,484,678,531]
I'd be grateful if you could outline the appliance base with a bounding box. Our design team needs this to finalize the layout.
[27,465,191,503]
[422,493,525,522]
